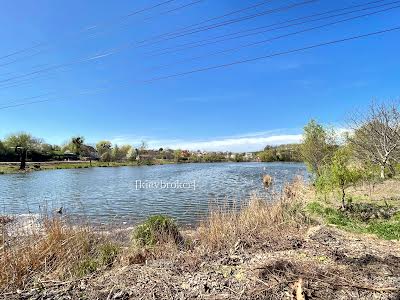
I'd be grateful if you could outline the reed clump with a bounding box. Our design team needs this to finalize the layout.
[0,218,120,291]
[196,177,310,251]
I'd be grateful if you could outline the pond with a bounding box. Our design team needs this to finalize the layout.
[0,162,308,226]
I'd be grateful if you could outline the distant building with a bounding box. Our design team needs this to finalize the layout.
[244,152,254,160]
[59,150,79,161]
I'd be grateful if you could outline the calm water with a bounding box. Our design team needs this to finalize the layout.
[0,162,307,226]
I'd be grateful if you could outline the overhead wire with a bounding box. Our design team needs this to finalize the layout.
[1,25,399,110]
[144,1,400,71]
[146,0,388,56]
[0,0,314,87]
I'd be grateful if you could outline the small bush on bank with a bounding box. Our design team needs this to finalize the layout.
[132,215,183,247]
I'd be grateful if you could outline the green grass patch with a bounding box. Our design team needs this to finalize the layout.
[0,166,20,174]
[72,242,120,277]
[98,242,119,266]
[74,258,99,277]
[307,201,400,240]
[132,215,183,247]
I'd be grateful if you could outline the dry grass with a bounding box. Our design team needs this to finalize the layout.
[348,179,400,203]
[196,177,311,251]
[0,218,112,291]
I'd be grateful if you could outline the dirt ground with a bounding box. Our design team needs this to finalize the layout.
[3,225,399,300]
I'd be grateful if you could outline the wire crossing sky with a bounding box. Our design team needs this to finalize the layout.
[0,0,399,152]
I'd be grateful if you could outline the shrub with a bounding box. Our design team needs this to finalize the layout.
[132,215,182,246]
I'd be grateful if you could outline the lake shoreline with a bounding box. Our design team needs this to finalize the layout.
[0,159,302,175]
[1,179,399,299]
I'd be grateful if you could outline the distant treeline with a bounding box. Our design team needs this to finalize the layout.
[256,144,302,162]
[0,134,269,170]
[0,132,305,169]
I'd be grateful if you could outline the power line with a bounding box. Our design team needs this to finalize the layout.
[62,0,205,47]
[139,26,400,84]
[4,0,390,87]
[160,0,279,36]
[0,1,312,87]
[145,2,400,71]
[93,0,274,41]
[2,0,393,92]
[0,0,179,62]
[1,25,398,110]
[0,0,277,69]
[146,0,388,56]
[132,0,317,48]
[0,1,204,69]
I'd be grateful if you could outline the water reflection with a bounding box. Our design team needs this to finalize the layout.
[0,162,308,226]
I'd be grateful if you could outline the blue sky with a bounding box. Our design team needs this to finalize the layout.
[0,0,399,151]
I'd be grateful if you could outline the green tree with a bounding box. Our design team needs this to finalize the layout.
[258,149,277,162]
[101,151,112,165]
[126,147,137,161]
[174,149,182,162]
[71,136,85,156]
[0,140,6,155]
[96,141,112,157]
[4,133,40,170]
[111,145,120,162]
[301,120,336,177]
[119,145,132,160]
[316,147,360,209]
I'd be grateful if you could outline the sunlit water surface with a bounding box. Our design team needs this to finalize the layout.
[0,162,308,226]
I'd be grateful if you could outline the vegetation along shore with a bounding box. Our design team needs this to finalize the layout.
[1,102,400,299]
[0,135,301,175]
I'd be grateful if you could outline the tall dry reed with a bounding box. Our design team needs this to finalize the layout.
[196,177,309,251]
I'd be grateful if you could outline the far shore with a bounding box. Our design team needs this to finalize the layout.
[0,159,302,175]
[0,160,172,174]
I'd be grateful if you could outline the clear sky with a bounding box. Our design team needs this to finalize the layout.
[0,0,399,151]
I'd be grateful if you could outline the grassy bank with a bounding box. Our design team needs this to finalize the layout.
[307,179,400,240]
[1,178,399,299]
[0,159,177,174]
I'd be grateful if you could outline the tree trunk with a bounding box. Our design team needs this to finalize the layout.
[380,165,385,179]
[19,149,27,170]
[341,187,346,210]
[389,164,396,177]
[89,158,92,167]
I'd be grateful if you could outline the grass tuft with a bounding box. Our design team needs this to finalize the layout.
[132,215,183,247]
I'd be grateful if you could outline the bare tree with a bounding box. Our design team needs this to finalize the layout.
[348,102,400,179]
